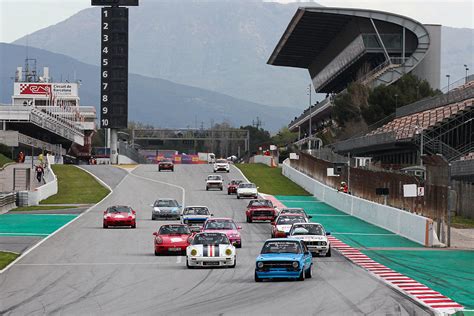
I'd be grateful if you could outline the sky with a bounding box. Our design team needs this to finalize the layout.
[0,0,473,43]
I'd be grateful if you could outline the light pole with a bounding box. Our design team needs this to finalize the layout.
[446,74,451,102]
[307,84,312,151]
[464,64,469,83]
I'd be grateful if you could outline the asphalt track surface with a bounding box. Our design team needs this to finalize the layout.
[0,165,432,315]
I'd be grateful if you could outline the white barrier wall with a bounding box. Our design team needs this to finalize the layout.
[283,159,438,247]
[28,155,58,205]
[250,155,275,167]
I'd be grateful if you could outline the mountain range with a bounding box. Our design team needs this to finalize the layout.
[12,0,474,108]
[0,43,298,131]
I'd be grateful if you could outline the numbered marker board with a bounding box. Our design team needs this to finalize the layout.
[100,6,129,129]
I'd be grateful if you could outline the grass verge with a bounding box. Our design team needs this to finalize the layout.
[40,165,109,204]
[0,153,13,169]
[0,252,19,270]
[236,163,309,196]
[451,215,474,229]
[11,205,80,212]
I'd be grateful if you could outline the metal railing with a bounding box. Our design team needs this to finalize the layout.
[331,131,397,153]
[0,192,16,208]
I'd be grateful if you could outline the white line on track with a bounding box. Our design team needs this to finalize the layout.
[0,166,129,274]
[130,170,186,206]
[16,262,177,267]
[332,232,396,236]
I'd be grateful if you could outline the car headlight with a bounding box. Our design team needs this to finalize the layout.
[292,261,299,269]
[225,248,232,256]
[191,249,197,256]
[257,262,264,268]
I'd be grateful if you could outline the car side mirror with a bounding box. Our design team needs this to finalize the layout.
[150,204,154,207]
[211,213,214,216]
[257,187,260,189]
[153,232,157,236]
[132,210,136,215]
[308,215,313,219]
[237,226,242,230]
[326,231,331,236]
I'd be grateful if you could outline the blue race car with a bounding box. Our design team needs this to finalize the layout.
[255,238,313,282]
[180,206,213,232]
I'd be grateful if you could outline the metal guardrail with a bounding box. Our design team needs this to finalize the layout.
[0,192,16,208]
[288,97,332,130]
[331,131,397,153]
[396,86,474,118]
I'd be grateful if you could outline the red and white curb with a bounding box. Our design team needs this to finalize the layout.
[328,236,464,315]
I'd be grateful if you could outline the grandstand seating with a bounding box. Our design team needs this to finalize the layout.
[368,98,473,140]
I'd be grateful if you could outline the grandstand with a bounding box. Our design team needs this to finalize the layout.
[0,61,96,160]
[331,79,473,167]
[268,7,441,149]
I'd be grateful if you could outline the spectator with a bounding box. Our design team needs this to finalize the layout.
[17,151,25,163]
[338,181,349,193]
[38,153,44,166]
[35,164,44,183]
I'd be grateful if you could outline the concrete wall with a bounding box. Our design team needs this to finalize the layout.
[282,159,440,247]
[250,155,275,167]
[412,24,441,90]
[28,155,58,205]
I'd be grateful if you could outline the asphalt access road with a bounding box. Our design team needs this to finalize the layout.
[0,164,432,315]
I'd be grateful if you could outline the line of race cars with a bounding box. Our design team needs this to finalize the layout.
[102,165,331,281]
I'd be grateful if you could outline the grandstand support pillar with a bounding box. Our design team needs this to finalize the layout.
[402,27,406,65]
[370,18,390,63]
[110,129,118,165]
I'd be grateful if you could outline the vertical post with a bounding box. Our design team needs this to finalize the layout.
[420,129,424,166]
[308,84,312,151]
[110,129,118,164]
[447,162,452,247]
[446,74,451,102]
[31,144,34,169]
[402,27,406,65]
[347,152,351,194]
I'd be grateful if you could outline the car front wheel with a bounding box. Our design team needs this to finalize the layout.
[326,247,332,257]
[254,271,262,282]
[186,257,194,269]
[305,264,313,279]
[298,269,305,281]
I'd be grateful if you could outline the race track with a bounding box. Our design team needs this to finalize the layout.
[0,165,431,315]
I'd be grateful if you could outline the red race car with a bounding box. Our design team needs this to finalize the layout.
[158,159,174,172]
[103,205,136,229]
[227,179,243,195]
[153,224,193,255]
[245,199,277,223]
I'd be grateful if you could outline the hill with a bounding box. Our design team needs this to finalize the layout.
[12,0,315,108]
[11,1,473,106]
[0,43,298,131]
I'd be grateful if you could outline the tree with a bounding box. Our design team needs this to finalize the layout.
[362,73,441,125]
[271,127,298,147]
[332,82,369,126]
[240,125,271,154]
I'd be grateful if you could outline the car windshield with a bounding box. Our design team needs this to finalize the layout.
[155,200,178,207]
[158,225,190,235]
[192,233,229,245]
[291,224,324,236]
[249,200,272,207]
[204,220,236,230]
[239,183,256,188]
[280,209,305,216]
[261,241,302,254]
[207,176,221,181]
[183,207,210,215]
[107,206,131,213]
[216,159,227,163]
[230,180,242,185]
[277,216,306,225]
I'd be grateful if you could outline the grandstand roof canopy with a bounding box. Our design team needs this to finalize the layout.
[267,7,424,68]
